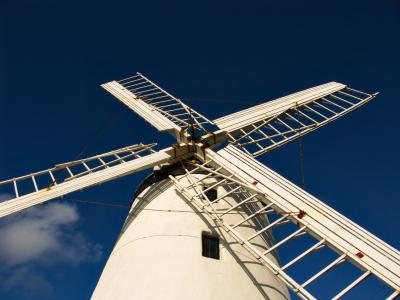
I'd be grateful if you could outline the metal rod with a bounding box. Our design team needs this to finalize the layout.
[202,177,229,193]
[82,162,91,171]
[170,174,315,300]
[247,215,287,242]
[66,167,74,177]
[337,90,364,101]
[13,180,19,197]
[185,172,220,189]
[313,100,337,115]
[209,186,242,204]
[137,72,214,124]
[31,176,39,192]
[240,128,264,150]
[128,83,153,91]
[285,111,307,127]
[117,74,141,83]
[345,87,372,97]
[65,147,153,182]
[303,104,329,120]
[163,107,186,113]
[239,126,309,146]
[301,254,346,288]
[188,162,260,195]
[136,91,163,98]
[263,227,306,256]
[157,103,181,109]
[296,109,319,124]
[330,94,356,106]
[114,153,125,163]
[141,95,170,102]
[331,270,371,300]
[49,171,57,185]
[281,239,326,271]
[220,194,258,216]
[134,87,161,96]
[147,98,175,106]
[98,158,108,168]
[122,79,148,89]
[234,119,270,143]
[321,97,346,111]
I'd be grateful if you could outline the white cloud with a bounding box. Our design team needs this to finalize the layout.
[0,202,80,265]
[0,201,102,296]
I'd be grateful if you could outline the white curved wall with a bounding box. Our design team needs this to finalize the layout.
[92,174,290,300]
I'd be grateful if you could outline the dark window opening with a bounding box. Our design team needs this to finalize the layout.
[203,188,218,201]
[202,233,220,260]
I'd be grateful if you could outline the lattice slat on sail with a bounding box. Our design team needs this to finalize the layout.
[112,73,214,134]
[0,143,157,201]
[169,146,400,299]
[214,82,377,157]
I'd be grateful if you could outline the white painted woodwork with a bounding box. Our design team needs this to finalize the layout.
[92,175,290,300]
[102,81,182,137]
[202,145,400,292]
[0,151,171,218]
[1,71,397,298]
[214,82,346,132]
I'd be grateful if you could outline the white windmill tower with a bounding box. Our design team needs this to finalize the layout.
[1,73,399,299]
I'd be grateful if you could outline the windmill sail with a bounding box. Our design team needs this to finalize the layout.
[169,145,400,299]
[2,70,398,299]
[214,82,377,157]
[0,143,174,218]
[102,73,214,141]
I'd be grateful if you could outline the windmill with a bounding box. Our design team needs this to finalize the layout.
[0,72,399,299]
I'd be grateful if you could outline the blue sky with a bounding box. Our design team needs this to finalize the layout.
[0,0,399,299]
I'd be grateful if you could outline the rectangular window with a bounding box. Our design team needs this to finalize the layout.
[202,233,220,260]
